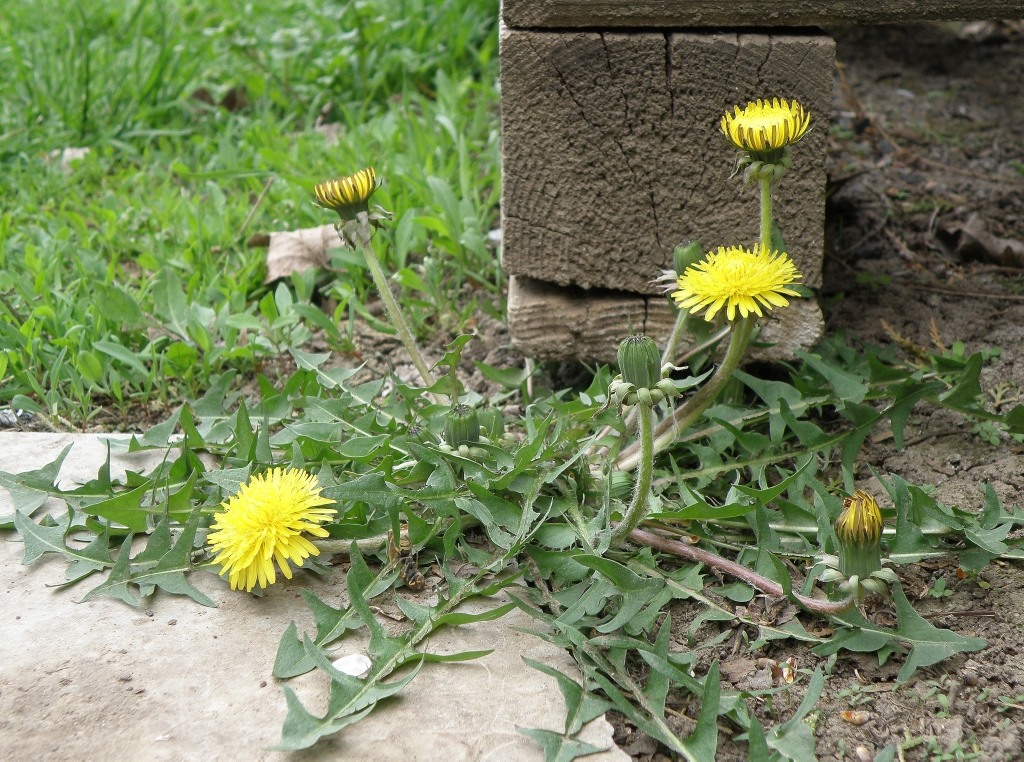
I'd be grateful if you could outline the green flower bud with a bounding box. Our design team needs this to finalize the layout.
[835,490,883,581]
[617,335,661,391]
[672,240,703,275]
[444,404,480,447]
[476,409,504,440]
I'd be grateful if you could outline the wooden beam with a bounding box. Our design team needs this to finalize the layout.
[502,0,1024,29]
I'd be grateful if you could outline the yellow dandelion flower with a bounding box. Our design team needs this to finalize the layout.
[672,244,802,322]
[835,490,884,580]
[208,467,335,592]
[720,98,811,154]
[835,490,883,547]
[313,167,379,217]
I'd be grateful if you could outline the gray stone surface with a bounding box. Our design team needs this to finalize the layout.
[500,29,833,295]
[502,0,1024,28]
[0,434,627,762]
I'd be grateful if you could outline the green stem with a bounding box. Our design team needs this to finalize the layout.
[759,174,773,253]
[358,238,439,393]
[661,307,690,368]
[611,404,655,544]
[616,317,754,471]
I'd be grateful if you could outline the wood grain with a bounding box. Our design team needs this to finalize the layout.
[502,0,1024,29]
[507,276,824,363]
[500,29,833,294]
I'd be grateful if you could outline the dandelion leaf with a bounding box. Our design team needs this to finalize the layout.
[517,728,607,762]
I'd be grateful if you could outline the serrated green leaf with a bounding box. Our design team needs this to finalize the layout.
[523,657,611,736]
[81,534,142,606]
[818,586,985,681]
[274,643,425,751]
[746,716,771,762]
[393,594,433,624]
[273,621,309,679]
[93,340,150,377]
[517,727,606,762]
[938,352,983,410]
[677,661,720,762]
[83,480,153,532]
[0,443,74,519]
[323,471,402,509]
[644,615,672,716]
[15,510,76,565]
[475,360,529,388]
[62,529,115,583]
[1004,404,1024,434]
[132,508,215,606]
[797,351,869,404]
[130,514,173,565]
[890,584,986,682]
[779,399,831,448]
[274,686,377,752]
[588,669,685,755]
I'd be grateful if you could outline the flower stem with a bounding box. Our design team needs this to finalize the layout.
[358,238,438,392]
[629,527,856,615]
[616,316,753,471]
[661,307,690,368]
[610,404,655,545]
[760,174,773,253]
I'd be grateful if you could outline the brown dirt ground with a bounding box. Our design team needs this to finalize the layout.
[612,21,1024,762]
[812,21,1024,762]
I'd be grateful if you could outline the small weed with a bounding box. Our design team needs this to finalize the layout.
[837,683,877,708]
[995,693,1024,713]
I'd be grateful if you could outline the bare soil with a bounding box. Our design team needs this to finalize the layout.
[814,22,1024,760]
[615,21,1024,762]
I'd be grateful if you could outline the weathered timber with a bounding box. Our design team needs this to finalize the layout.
[500,29,833,295]
[507,275,824,363]
[502,0,1024,29]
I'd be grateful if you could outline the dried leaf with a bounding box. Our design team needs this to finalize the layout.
[840,710,872,726]
[264,224,342,283]
[938,214,1024,267]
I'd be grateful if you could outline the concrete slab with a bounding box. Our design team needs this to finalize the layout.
[0,433,627,761]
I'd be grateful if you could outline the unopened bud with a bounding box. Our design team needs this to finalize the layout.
[444,404,480,447]
[672,240,703,276]
[617,335,661,390]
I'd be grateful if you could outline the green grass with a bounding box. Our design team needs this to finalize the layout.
[0,0,501,426]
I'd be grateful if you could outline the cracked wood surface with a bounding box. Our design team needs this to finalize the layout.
[507,276,824,362]
[501,0,1024,28]
[500,28,833,295]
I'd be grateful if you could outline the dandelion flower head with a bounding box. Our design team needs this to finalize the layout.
[836,489,883,546]
[208,467,335,592]
[314,167,379,217]
[672,244,802,322]
[721,98,810,154]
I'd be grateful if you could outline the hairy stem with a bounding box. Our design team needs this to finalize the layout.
[629,527,856,615]
[759,174,773,253]
[358,238,439,395]
[610,404,654,545]
[661,307,690,368]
